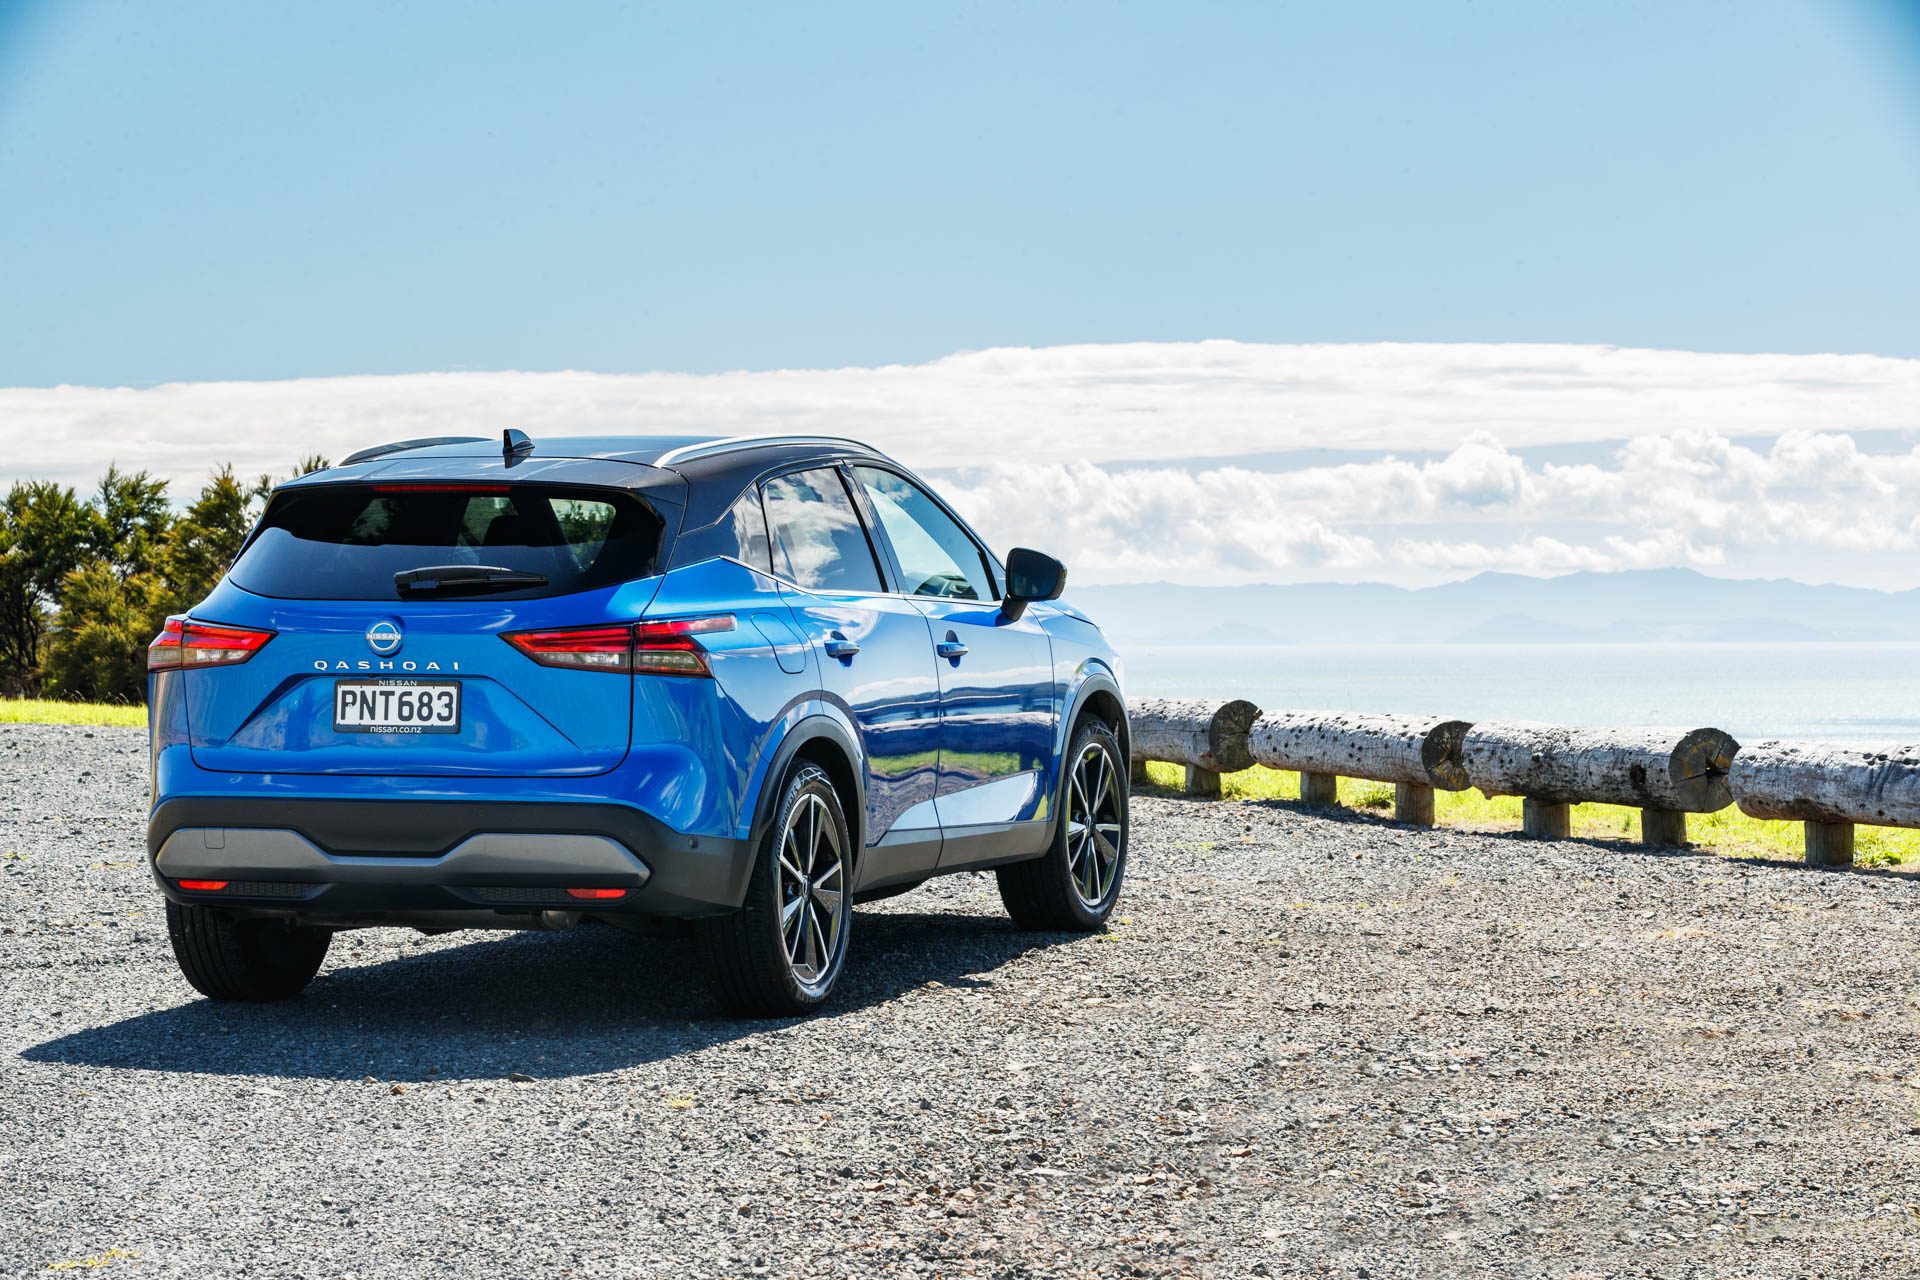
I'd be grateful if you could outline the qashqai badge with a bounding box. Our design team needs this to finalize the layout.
[366,620,404,656]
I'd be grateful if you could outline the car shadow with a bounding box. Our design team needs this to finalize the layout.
[20,910,1060,1082]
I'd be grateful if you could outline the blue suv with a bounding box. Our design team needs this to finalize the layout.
[147,433,1130,1014]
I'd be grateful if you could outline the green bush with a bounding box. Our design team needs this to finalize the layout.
[42,561,165,703]
[0,481,95,693]
[2,458,322,702]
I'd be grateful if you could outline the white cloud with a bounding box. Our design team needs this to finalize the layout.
[935,429,1920,588]
[3,340,1919,587]
[5,339,1920,488]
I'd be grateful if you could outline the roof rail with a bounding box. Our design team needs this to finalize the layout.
[652,435,881,467]
[339,436,490,467]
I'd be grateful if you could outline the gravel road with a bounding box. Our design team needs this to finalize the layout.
[4,722,1920,1278]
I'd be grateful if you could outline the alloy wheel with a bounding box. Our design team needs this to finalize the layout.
[1065,740,1124,908]
[776,792,848,991]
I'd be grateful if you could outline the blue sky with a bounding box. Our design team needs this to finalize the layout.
[3,0,1920,387]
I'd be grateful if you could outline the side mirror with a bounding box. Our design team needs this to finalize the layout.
[1000,547,1067,622]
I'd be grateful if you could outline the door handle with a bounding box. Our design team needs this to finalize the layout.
[824,635,861,660]
[935,638,969,661]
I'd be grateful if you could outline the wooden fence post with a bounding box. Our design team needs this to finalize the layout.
[1640,809,1688,847]
[1805,821,1855,867]
[1395,781,1436,827]
[1299,772,1339,806]
[1522,799,1572,839]
[1185,765,1221,798]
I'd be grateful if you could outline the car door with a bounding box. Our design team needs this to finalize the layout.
[848,465,1058,866]
[761,466,945,889]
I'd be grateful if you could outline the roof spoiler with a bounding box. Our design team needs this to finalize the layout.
[339,436,490,467]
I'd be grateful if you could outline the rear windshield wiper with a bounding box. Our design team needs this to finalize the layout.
[394,565,549,597]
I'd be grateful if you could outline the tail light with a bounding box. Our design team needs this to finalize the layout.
[502,616,733,676]
[176,880,229,892]
[633,616,733,676]
[148,617,275,671]
[565,887,628,901]
[502,624,634,672]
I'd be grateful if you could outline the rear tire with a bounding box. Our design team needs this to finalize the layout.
[696,763,853,1017]
[998,717,1128,931]
[164,901,331,1001]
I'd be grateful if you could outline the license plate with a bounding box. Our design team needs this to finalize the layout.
[333,679,461,734]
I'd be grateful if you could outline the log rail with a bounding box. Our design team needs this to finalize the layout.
[1127,698,1910,867]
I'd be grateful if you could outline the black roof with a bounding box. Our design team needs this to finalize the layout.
[267,431,1003,582]
[282,432,918,534]
[287,434,895,494]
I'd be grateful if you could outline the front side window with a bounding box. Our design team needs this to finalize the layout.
[229,484,663,600]
[761,468,883,593]
[852,467,997,601]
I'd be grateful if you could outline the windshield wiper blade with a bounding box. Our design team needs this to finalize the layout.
[394,565,549,597]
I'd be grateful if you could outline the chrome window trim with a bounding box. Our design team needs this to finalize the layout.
[654,435,892,467]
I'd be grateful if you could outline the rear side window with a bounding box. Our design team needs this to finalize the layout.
[230,484,666,600]
[762,469,883,593]
[727,488,773,575]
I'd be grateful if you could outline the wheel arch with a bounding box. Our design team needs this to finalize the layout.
[746,712,866,866]
[1062,666,1129,764]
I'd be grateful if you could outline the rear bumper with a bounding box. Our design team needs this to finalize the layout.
[147,797,755,919]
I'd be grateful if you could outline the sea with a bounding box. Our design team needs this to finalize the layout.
[1121,643,1920,745]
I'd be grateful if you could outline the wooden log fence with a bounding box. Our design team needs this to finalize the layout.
[1126,697,1261,797]
[1124,701,1913,867]
[1460,721,1739,848]
[1247,711,1472,827]
[1730,740,1920,867]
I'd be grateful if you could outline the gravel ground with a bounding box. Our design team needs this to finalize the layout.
[4,722,1920,1278]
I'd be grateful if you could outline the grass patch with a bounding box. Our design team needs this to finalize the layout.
[0,698,147,728]
[1138,761,1920,868]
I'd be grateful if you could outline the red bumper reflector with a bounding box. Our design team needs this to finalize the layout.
[565,887,628,901]
[177,880,229,892]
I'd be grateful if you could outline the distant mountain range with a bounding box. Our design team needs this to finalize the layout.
[1067,569,1920,646]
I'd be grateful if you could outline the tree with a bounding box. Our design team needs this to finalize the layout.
[0,482,94,692]
[28,458,314,702]
[160,465,257,609]
[43,469,175,701]
[41,561,162,703]
[92,466,173,579]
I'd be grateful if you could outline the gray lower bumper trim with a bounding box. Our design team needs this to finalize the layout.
[155,828,652,886]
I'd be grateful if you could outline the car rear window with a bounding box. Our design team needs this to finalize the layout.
[230,483,667,600]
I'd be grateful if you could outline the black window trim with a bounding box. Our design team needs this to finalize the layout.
[735,454,1005,603]
[756,463,891,597]
[733,483,776,578]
